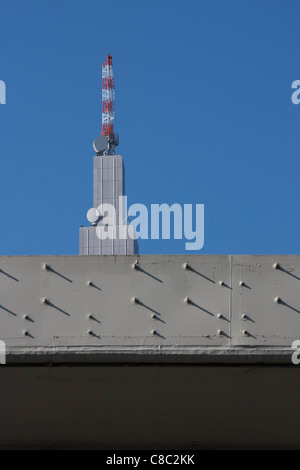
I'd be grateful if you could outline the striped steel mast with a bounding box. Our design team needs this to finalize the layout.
[101,54,119,155]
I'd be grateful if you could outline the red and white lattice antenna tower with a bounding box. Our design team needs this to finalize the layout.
[101,54,115,135]
[101,54,119,154]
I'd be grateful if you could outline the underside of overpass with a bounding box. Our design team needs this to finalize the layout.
[0,364,299,450]
[0,255,299,449]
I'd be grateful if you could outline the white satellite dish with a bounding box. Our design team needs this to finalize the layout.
[87,208,100,225]
[93,135,108,155]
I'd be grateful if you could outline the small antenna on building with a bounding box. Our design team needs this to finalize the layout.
[100,54,119,155]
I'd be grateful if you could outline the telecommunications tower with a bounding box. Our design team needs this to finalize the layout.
[101,54,119,154]
[79,55,138,255]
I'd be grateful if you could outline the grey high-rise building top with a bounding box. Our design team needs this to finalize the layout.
[79,153,138,255]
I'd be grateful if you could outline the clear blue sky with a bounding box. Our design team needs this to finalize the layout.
[0,0,299,255]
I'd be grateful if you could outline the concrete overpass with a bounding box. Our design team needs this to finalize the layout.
[0,254,299,448]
